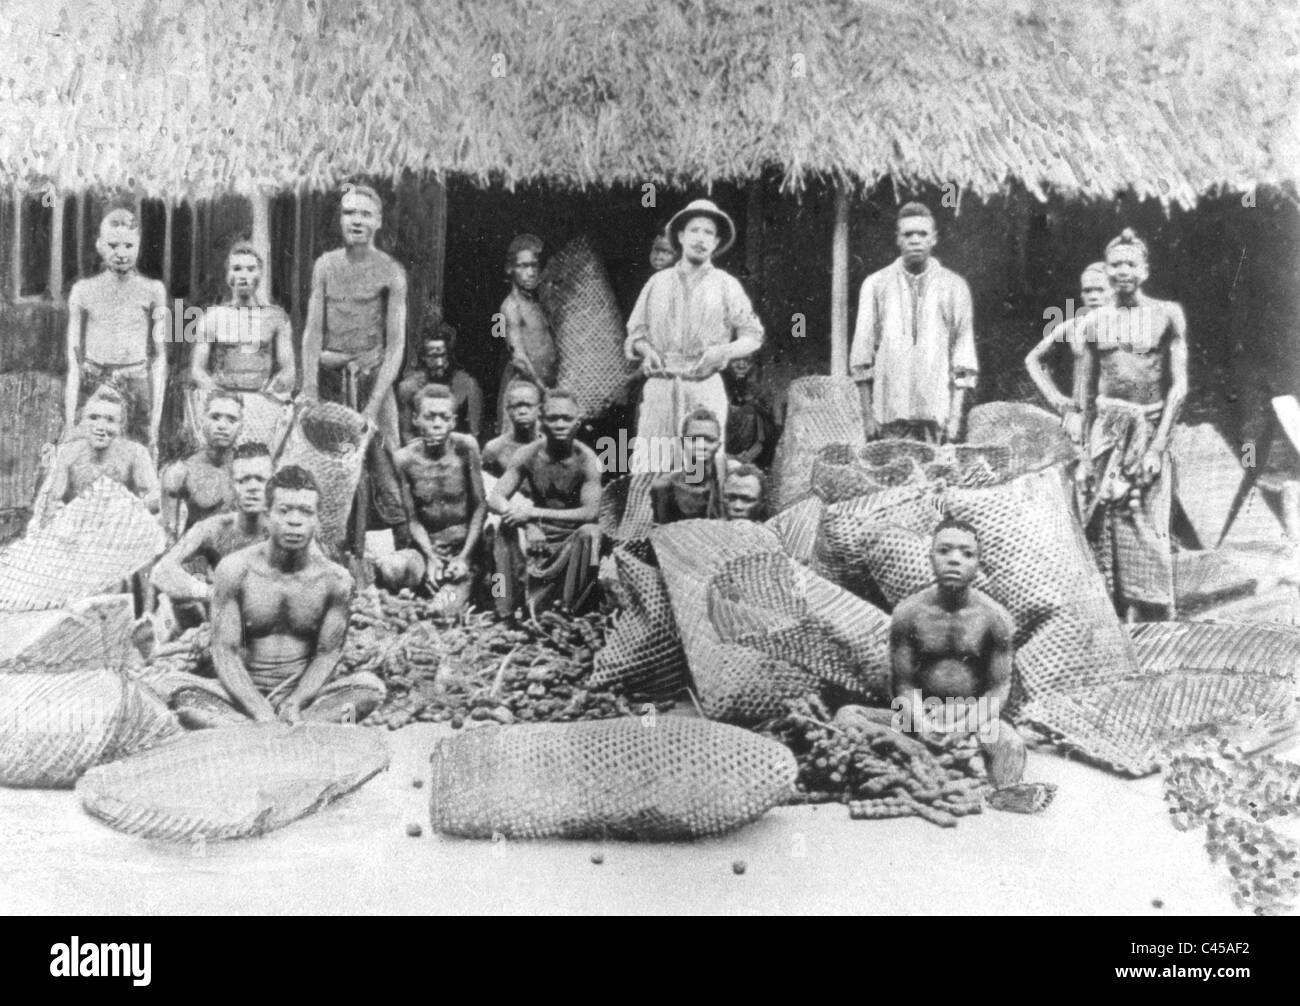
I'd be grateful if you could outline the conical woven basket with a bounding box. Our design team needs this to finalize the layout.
[769,376,864,514]
[277,402,373,549]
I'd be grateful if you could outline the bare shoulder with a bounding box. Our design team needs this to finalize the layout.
[890,590,928,628]
[392,443,418,469]
[450,432,481,459]
[212,544,255,586]
[512,438,547,468]
[969,587,1014,635]
[160,458,188,492]
[314,549,354,596]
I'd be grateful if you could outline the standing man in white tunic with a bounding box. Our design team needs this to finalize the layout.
[624,199,764,473]
[850,202,978,444]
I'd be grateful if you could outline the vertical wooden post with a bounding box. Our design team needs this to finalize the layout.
[9,184,21,298]
[75,192,88,279]
[829,183,850,377]
[189,200,203,305]
[162,201,174,292]
[291,186,307,338]
[251,189,272,301]
[48,193,64,303]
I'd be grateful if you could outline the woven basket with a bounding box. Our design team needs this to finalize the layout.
[277,402,373,549]
[653,520,889,722]
[540,234,633,421]
[430,716,797,840]
[0,669,180,788]
[598,473,656,542]
[764,495,824,565]
[965,401,1078,476]
[589,541,688,700]
[77,723,390,841]
[769,377,864,514]
[0,478,165,612]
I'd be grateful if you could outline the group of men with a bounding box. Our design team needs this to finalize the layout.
[44,186,1187,762]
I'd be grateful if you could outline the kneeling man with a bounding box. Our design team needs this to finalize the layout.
[890,518,1024,787]
[176,465,384,726]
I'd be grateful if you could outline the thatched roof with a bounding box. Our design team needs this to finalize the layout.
[2,0,1296,206]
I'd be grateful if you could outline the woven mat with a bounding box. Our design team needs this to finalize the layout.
[1174,550,1259,610]
[653,520,890,722]
[0,477,165,612]
[540,234,632,421]
[0,593,137,673]
[810,440,1016,505]
[0,668,180,788]
[769,376,864,514]
[430,716,796,840]
[277,402,372,549]
[77,723,389,841]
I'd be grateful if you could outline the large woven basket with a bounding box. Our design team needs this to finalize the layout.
[430,716,796,840]
[769,376,864,514]
[965,401,1078,476]
[540,234,633,421]
[590,540,688,700]
[0,668,180,788]
[652,520,890,723]
[277,402,373,549]
[77,723,390,841]
[0,477,165,612]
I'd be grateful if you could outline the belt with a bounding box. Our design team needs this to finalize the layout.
[645,371,714,382]
[85,359,148,373]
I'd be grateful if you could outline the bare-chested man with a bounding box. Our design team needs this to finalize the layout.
[159,390,242,539]
[488,389,603,617]
[498,234,558,428]
[33,386,159,529]
[482,379,543,479]
[300,184,409,544]
[151,442,273,631]
[890,518,1024,787]
[651,408,727,524]
[191,241,297,400]
[1023,262,1111,443]
[175,465,384,727]
[1072,229,1189,621]
[375,385,486,619]
[64,209,168,453]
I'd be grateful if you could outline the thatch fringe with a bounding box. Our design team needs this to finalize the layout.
[0,0,1295,206]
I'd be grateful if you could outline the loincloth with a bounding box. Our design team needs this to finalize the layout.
[1085,397,1174,606]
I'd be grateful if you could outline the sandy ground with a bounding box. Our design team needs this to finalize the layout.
[0,720,1259,916]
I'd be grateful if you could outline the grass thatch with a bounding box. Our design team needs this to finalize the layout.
[0,0,1295,206]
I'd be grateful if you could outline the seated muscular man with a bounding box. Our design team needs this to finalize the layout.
[171,465,384,727]
[375,384,486,619]
[488,388,603,617]
[151,442,273,632]
[890,518,1025,787]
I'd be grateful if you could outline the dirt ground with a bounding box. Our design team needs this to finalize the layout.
[1,719,1272,916]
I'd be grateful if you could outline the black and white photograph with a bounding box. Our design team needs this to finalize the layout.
[0,0,1297,933]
